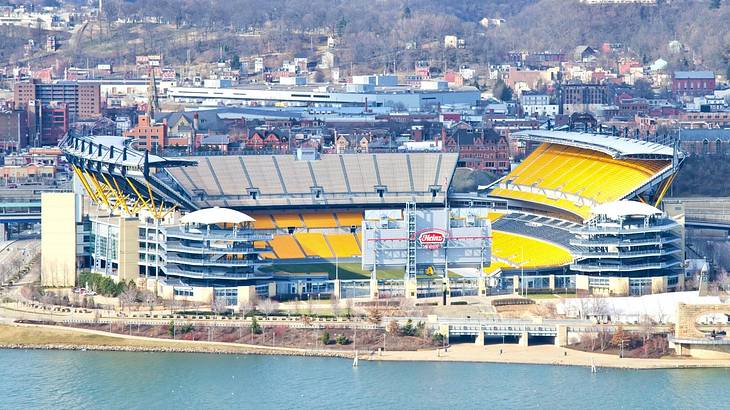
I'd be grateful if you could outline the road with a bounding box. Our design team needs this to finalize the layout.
[0,239,40,293]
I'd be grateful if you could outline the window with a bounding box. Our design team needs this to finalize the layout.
[174,288,193,297]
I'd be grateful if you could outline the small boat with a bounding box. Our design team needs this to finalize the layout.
[590,360,597,373]
[353,351,359,367]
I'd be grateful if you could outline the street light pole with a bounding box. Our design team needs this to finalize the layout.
[521,246,525,297]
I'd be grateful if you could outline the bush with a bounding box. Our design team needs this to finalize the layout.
[78,272,126,297]
[335,334,351,345]
[320,331,331,345]
[432,332,445,345]
[250,317,263,334]
[401,319,417,336]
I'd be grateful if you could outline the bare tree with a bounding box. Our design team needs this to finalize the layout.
[638,314,655,357]
[259,298,278,317]
[238,299,253,316]
[387,320,400,335]
[329,294,340,317]
[596,326,612,352]
[141,290,157,312]
[716,269,730,294]
[344,297,354,318]
[366,307,383,325]
[306,296,314,315]
[120,286,139,311]
[211,296,228,315]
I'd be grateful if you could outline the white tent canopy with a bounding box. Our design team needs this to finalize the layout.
[180,207,255,225]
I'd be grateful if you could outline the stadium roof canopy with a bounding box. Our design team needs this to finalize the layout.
[512,130,677,159]
[60,133,196,170]
[180,207,255,225]
[591,200,663,219]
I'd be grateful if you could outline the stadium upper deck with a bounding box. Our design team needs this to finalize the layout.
[166,152,457,210]
[490,131,681,221]
[60,133,458,212]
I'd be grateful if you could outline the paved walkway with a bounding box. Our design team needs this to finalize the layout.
[371,343,730,369]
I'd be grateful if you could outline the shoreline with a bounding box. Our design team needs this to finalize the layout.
[3,323,730,369]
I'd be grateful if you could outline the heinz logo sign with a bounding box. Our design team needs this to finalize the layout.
[418,230,447,249]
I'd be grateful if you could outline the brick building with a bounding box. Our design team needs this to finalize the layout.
[679,129,730,156]
[672,71,716,98]
[444,127,510,172]
[13,79,101,120]
[13,80,101,145]
[123,115,168,152]
[560,83,610,115]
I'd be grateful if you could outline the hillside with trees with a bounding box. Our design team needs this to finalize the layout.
[6,0,730,79]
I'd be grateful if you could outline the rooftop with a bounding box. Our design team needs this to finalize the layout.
[591,200,663,219]
[512,130,677,159]
[674,71,715,79]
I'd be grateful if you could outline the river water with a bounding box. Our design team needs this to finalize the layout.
[1,349,727,409]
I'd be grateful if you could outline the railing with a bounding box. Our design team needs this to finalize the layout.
[570,260,683,272]
[166,255,257,267]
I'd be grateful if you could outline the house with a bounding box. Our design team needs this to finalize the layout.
[573,46,598,62]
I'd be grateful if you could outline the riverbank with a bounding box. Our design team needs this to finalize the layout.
[3,322,730,369]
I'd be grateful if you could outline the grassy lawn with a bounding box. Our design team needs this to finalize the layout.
[0,324,141,347]
[526,292,579,300]
[260,262,404,280]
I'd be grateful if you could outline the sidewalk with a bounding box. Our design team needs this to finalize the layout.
[371,343,730,369]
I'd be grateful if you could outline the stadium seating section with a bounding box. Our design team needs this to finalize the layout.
[491,143,670,219]
[490,230,573,269]
[250,215,276,229]
[294,232,334,258]
[273,214,304,228]
[326,233,362,258]
[166,153,458,208]
[336,212,364,227]
[249,212,363,230]
[302,213,339,228]
[269,235,305,259]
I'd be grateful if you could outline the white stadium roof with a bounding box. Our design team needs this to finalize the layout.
[180,207,255,225]
[591,200,663,219]
[512,130,677,159]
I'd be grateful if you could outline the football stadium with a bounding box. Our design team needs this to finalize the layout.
[43,128,686,307]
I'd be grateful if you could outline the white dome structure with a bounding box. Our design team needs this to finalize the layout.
[180,207,255,225]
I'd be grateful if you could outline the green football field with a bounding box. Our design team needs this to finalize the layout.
[260,262,462,280]
[259,262,404,280]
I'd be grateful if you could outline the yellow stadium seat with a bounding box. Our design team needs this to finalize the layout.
[326,233,361,257]
[251,215,276,229]
[492,143,671,220]
[302,213,338,228]
[294,232,334,258]
[273,214,304,228]
[269,235,305,259]
[336,212,363,227]
[491,230,573,269]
